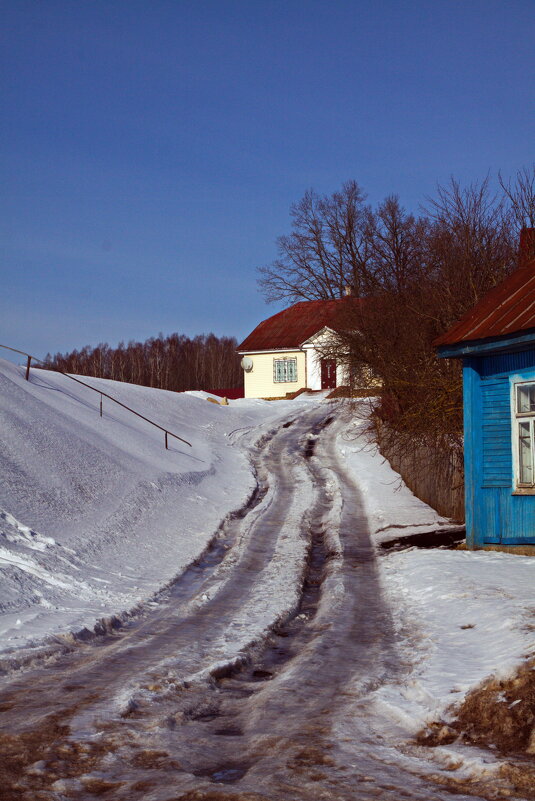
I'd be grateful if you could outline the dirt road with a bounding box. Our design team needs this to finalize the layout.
[0,406,491,800]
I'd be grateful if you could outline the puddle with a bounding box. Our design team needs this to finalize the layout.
[304,439,316,458]
[214,727,243,736]
[211,765,249,783]
[251,669,273,681]
[303,416,334,461]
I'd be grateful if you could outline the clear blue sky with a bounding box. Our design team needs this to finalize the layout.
[1,0,533,361]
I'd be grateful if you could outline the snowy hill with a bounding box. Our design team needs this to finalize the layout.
[0,358,300,656]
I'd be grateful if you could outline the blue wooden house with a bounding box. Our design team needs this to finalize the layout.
[435,231,535,549]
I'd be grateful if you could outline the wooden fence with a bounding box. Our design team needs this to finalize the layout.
[375,421,465,522]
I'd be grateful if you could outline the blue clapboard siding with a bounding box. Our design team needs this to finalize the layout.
[464,349,535,547]
[481,375,511,487]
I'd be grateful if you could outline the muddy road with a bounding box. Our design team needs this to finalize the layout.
[0,406,491,800]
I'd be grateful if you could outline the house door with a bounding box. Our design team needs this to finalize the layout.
[321,359,337,390]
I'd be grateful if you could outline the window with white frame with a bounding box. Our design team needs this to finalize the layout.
[514,381,535,488]
[273,357,297,383]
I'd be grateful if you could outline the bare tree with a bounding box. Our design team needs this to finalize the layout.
[367,195,428,291]
[499,165,535,261]
[422,176,516,324]
[330,176,518,443]
[257,180,377,303]
[43,332,243,393]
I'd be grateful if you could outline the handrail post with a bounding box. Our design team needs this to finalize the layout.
[0,343,192,447]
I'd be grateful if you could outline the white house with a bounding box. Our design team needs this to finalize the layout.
[237,298,359,399]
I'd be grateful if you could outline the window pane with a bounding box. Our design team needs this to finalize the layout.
[517,384,535,414]
[287,359,297,381]
[519,421,533,484]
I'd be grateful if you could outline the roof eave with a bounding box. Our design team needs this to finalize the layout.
[237,347,302,355]
[437,329,535,359]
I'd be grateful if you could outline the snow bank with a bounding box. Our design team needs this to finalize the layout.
[0,358,304,656]
[334,403,535,741]
[336,410,448,543]
[375,548,535,734]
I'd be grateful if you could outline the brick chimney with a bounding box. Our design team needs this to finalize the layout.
[518,227,535,269]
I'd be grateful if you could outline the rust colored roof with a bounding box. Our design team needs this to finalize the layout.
[434,256,535,347]
[238,298,360,352]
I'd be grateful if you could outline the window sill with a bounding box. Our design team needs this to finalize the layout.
[512,488,535,496]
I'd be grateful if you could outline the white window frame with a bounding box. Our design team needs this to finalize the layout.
[273,357,298,383]
[512,379,535,492]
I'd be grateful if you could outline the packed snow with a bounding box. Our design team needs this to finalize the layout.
[1,356,534,750]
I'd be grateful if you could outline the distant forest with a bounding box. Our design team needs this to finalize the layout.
[43,333,243,393]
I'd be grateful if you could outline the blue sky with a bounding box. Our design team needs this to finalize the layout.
[1,0,533,361]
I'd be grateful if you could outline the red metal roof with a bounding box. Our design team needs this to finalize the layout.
[434,256,535,347]
[238,298,360,352]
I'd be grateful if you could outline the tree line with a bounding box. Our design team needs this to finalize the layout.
[259,167,535,456]
[43,333,243,393]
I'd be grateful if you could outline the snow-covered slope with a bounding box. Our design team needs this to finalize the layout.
[2,358,535,772]
[0,358,301,654]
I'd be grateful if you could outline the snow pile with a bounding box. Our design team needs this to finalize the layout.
[336,411,448,543]
[0,358,304,655]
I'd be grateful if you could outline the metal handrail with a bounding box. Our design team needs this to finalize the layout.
[0,344,192,448]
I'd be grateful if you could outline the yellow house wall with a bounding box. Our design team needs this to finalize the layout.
[243,351,306,398]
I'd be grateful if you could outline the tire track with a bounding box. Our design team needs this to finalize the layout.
[0,406,489,801]
[0,408,326,798]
